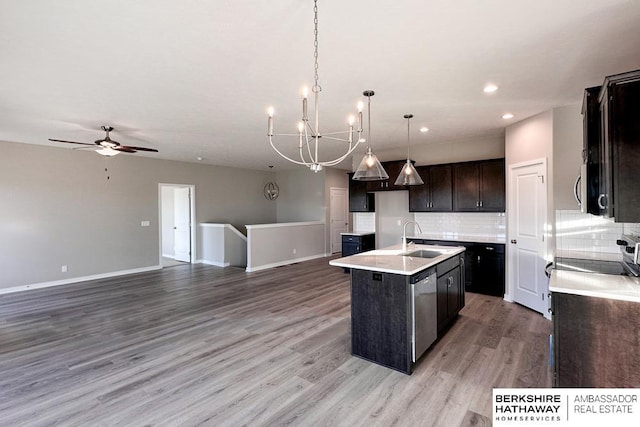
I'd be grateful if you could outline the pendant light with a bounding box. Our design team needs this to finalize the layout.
[394,114,424,186]
[352,90,389,181]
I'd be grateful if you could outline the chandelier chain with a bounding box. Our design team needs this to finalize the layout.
[313,0,320,93]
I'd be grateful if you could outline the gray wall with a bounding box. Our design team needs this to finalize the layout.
[0,141,277,289]
[275,169,325,222]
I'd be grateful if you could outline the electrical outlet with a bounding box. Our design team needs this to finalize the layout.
[141,220,150,227]
[397,219,402,226]
[293,248,297,254]
[61,265,67,273]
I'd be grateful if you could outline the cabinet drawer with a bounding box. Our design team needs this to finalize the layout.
[342,235,359,243]
[436,255,460,276]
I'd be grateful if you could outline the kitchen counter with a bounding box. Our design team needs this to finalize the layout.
[549,269,640,303]
[408,233,505,245]
[329,243,465,275]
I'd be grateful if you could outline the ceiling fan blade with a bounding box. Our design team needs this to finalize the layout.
[120,145,158,152]
[114,147,137,153]
[48,138,95,146]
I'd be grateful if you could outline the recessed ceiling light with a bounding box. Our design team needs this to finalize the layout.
[419,127,429,133]
[484,84,498,93]
[502,113,514,120]
[196,157,204,161]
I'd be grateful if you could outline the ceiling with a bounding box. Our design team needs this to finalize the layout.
[2,0,640,172]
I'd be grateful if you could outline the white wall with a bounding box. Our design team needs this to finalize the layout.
[0,141,277,289]
[375,191,413,248]
[553,104,583,210]
[354,134,505,169]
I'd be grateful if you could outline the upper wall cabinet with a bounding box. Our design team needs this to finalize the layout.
[582,86,603,216]
[597,69,640,222]
[366,160,408,192]
[453,159,505,212]
[348,172,375,212]
[409,164,453,212]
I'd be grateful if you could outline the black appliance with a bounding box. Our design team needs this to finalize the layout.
[616,234,640,277]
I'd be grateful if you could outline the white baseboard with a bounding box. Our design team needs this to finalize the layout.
[245,253,327,273]
[162,253,175,259]
[196,259,230,267]
[0,265,162,295]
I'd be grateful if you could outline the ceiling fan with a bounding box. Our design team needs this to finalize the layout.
[49,126,158,156]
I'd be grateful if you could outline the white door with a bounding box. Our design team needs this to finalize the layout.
[508,160,547,314]
[174,187,191,262]
[330,188,348,253]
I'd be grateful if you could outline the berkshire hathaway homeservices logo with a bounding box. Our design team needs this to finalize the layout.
[493,388,640,426]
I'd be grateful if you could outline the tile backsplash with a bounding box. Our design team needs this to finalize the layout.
[555,210,624,254]
[353,211,506,238]
[352,212,376,233]
[415,212,506,237]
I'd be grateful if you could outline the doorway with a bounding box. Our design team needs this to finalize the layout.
[507,159,548,315]
[330,187,348,253]
[159,184,196,267]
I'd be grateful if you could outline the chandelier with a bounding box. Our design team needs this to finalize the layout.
[267,0,366,173]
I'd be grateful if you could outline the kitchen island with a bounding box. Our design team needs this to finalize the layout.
[330,244,465,374]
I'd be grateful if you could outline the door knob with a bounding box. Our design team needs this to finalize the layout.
[510,239,517,244]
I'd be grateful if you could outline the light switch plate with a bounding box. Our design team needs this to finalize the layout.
[141,220,150,227]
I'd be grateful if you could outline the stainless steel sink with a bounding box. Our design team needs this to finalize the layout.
[403,249,444,259]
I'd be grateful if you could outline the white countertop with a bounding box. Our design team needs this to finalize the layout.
[341,231,375,236]
[329,243,465,276]
[549,269,640,303]
[408,233,506,245]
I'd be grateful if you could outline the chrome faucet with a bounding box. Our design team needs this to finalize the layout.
[402,220,423,252]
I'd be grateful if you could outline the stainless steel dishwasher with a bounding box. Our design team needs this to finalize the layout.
[411,269,438,362]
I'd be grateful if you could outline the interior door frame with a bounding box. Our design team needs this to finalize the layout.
[505,158,550,317]
[158,183,196,265]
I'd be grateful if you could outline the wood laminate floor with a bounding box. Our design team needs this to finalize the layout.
[0,258,552,426]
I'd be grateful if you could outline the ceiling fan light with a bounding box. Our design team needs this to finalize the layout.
[96,147,120,156]
[394,160,424,186]
[353,148,389,181]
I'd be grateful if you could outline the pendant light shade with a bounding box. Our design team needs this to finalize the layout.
[394,114,424,186]
[353,147,389,180]
[353,90,389,181]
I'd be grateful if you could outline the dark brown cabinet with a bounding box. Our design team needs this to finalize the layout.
[407,238,505,297]
[597,69,640,222]
[408,164,453,212]
[581,86,603,215]
[453,159,505,212]
[366,160,408,192]
[348,172,375,212]
[351,270,411,373]
[467,244,505,297]
[552,291,640,387]
[436,255,464,335]
[341,233,375,257]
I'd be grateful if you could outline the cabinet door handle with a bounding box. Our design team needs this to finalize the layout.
[479,201,483,207]
[485,246,494,251]
[598,194,607,209]
[476,201,479,207]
